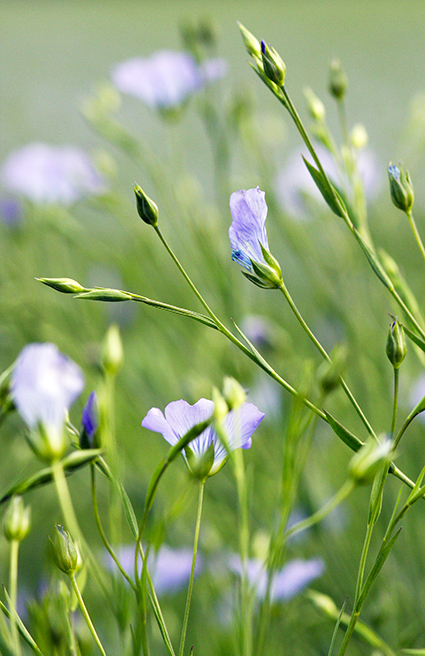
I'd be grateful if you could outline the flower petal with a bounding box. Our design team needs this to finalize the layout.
[229,188,269,269]
[164,398,214,439]
[141,407,178,446]
[272,558,325,600]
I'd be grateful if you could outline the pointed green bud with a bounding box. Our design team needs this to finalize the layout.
[304,87,326,122]
[3,496,31,542]
[211,387,229,423]
[388,163,414,213]
[101,324,123,375]
[349,123,368,150]
[261,41,286,87]
[134,184,159,226]
[222,376,246,410]
[36,277,86,294]
[250,259,283,289]
[386,319,407,369]
[329,59,348,100]
[50,525,78,575]
[76,288,132,302]
[348,438,392,485]
[237,22,261,58]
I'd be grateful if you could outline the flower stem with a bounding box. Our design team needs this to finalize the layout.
[51,458,81,543]
[178,481,205,656]
[406,210,425,262]
[9,540,21,656]
[70,574,106,656]
[390,368,399,439]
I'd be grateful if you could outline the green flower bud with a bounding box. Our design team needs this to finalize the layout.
[36,277,86,294]
[237,22,261,59]
[101,324,124,375]
[185,440,215,481]
[304,87,326,122]
[50,525,78,575]
[211,387,229,423]
[3,496,31,542]
[222,376,246,410]
[349,123,368,150]
[388,163,414,213]
[386,319,407,369]
[348,438,392,485]
[134,184,159,226]
[261,41,286,87]
[329,59,348,100]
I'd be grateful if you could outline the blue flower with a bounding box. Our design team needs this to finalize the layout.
[80,391,98,448]
[229,187,282,288]
[142,398,264,477]
[111,50,227,111]
[228,555,324,602]
[0,143,105,205]
[11,343,84,460]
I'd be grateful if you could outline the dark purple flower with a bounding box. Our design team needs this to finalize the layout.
[111,50,227,110]
[0,143,105,205]
[142,398,264,476]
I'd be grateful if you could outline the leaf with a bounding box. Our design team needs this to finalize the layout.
[323,411,363,453]
[119,483,139,540]
[302,157,346,218]
[400,322,425,353]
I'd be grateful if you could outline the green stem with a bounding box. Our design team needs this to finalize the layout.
[390,368,399,438]
[9,540,20,656]
[284,479,355,542]
[70,574,106,656]
[278,282,375,438]
[51,458,81,543]
[407,210,425,262]
[337,99,349,146]
[178,481,205,656]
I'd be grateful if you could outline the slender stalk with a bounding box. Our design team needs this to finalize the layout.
[278,282,376,438]
[406,210,425,262]
[178,481,205,656]
[70,574,106,656]
[51,458,81,543]
[336,99,348,146]
[284,479,355,542]
[390,368,399,439]
[9,540,20,656]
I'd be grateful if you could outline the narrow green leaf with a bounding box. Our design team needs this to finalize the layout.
[75,288,133,302]
[327,597,348,656]
[0,595,45,655]
[354,232,393,290]
[323,411,363,453]
[400,322,425,353]
[302,157,346,218]
[119,483,139,540]
[62,449,102,470]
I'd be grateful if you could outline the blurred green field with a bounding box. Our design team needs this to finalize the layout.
[2,1,425,654]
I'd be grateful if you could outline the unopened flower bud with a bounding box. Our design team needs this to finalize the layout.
[304,87,326,122]
[222,377,246,410]
[348,438,392,485]
[101,324,123,375]
[36,277,86,294]
[329,59,348,100]
[388,163,414,213]
[80,391,99,449]
[349,123,368,150]
[237,22,261,59]
[3,496,31,542]
[212,387,229,423]
[134,184,159,226]
[386,319,407,369]
[50,525,78,575]
[261,41,286,87]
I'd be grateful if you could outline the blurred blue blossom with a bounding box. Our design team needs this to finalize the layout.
[111,50,227,110]
[228,554,324,601]
[0,196,22,226]
[142,398,264,477]
[80,391,98,448]
[0,143,106,205]
[229,187,269,271]
[11,343,84,458]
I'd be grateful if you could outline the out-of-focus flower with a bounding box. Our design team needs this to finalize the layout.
[0,143,106,205]
[111,50,227,110]
[228,554,324,601]
[0,197,22,226]
[105,545,202,594]
[11,343,84,460]
[142,398,264,477]
[388,162,414,213]
[229,187,282,289]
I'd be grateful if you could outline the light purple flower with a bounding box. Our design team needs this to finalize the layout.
[80,391,98,448]
[228,555,324,602]
[0,143,105,205]
[105,544,202,595]
[142,398,264,477]
[11,343,84,458]
[0,197,22,226]
[111,50,227,110]
[229,187,269,272]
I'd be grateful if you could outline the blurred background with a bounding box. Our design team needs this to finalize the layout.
[2,1,425,654]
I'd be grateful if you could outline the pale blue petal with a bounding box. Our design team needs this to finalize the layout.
[229,188,269,269]
[272,558,325,601]
[141,407,178,446]
[11,343,84,433]
[164,398,214,439]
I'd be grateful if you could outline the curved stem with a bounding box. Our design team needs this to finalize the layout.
[390,368,399,439]
[51,459,81,543]
[407,210,425,262]
[70,574,106,656]
[178,481,205,656]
